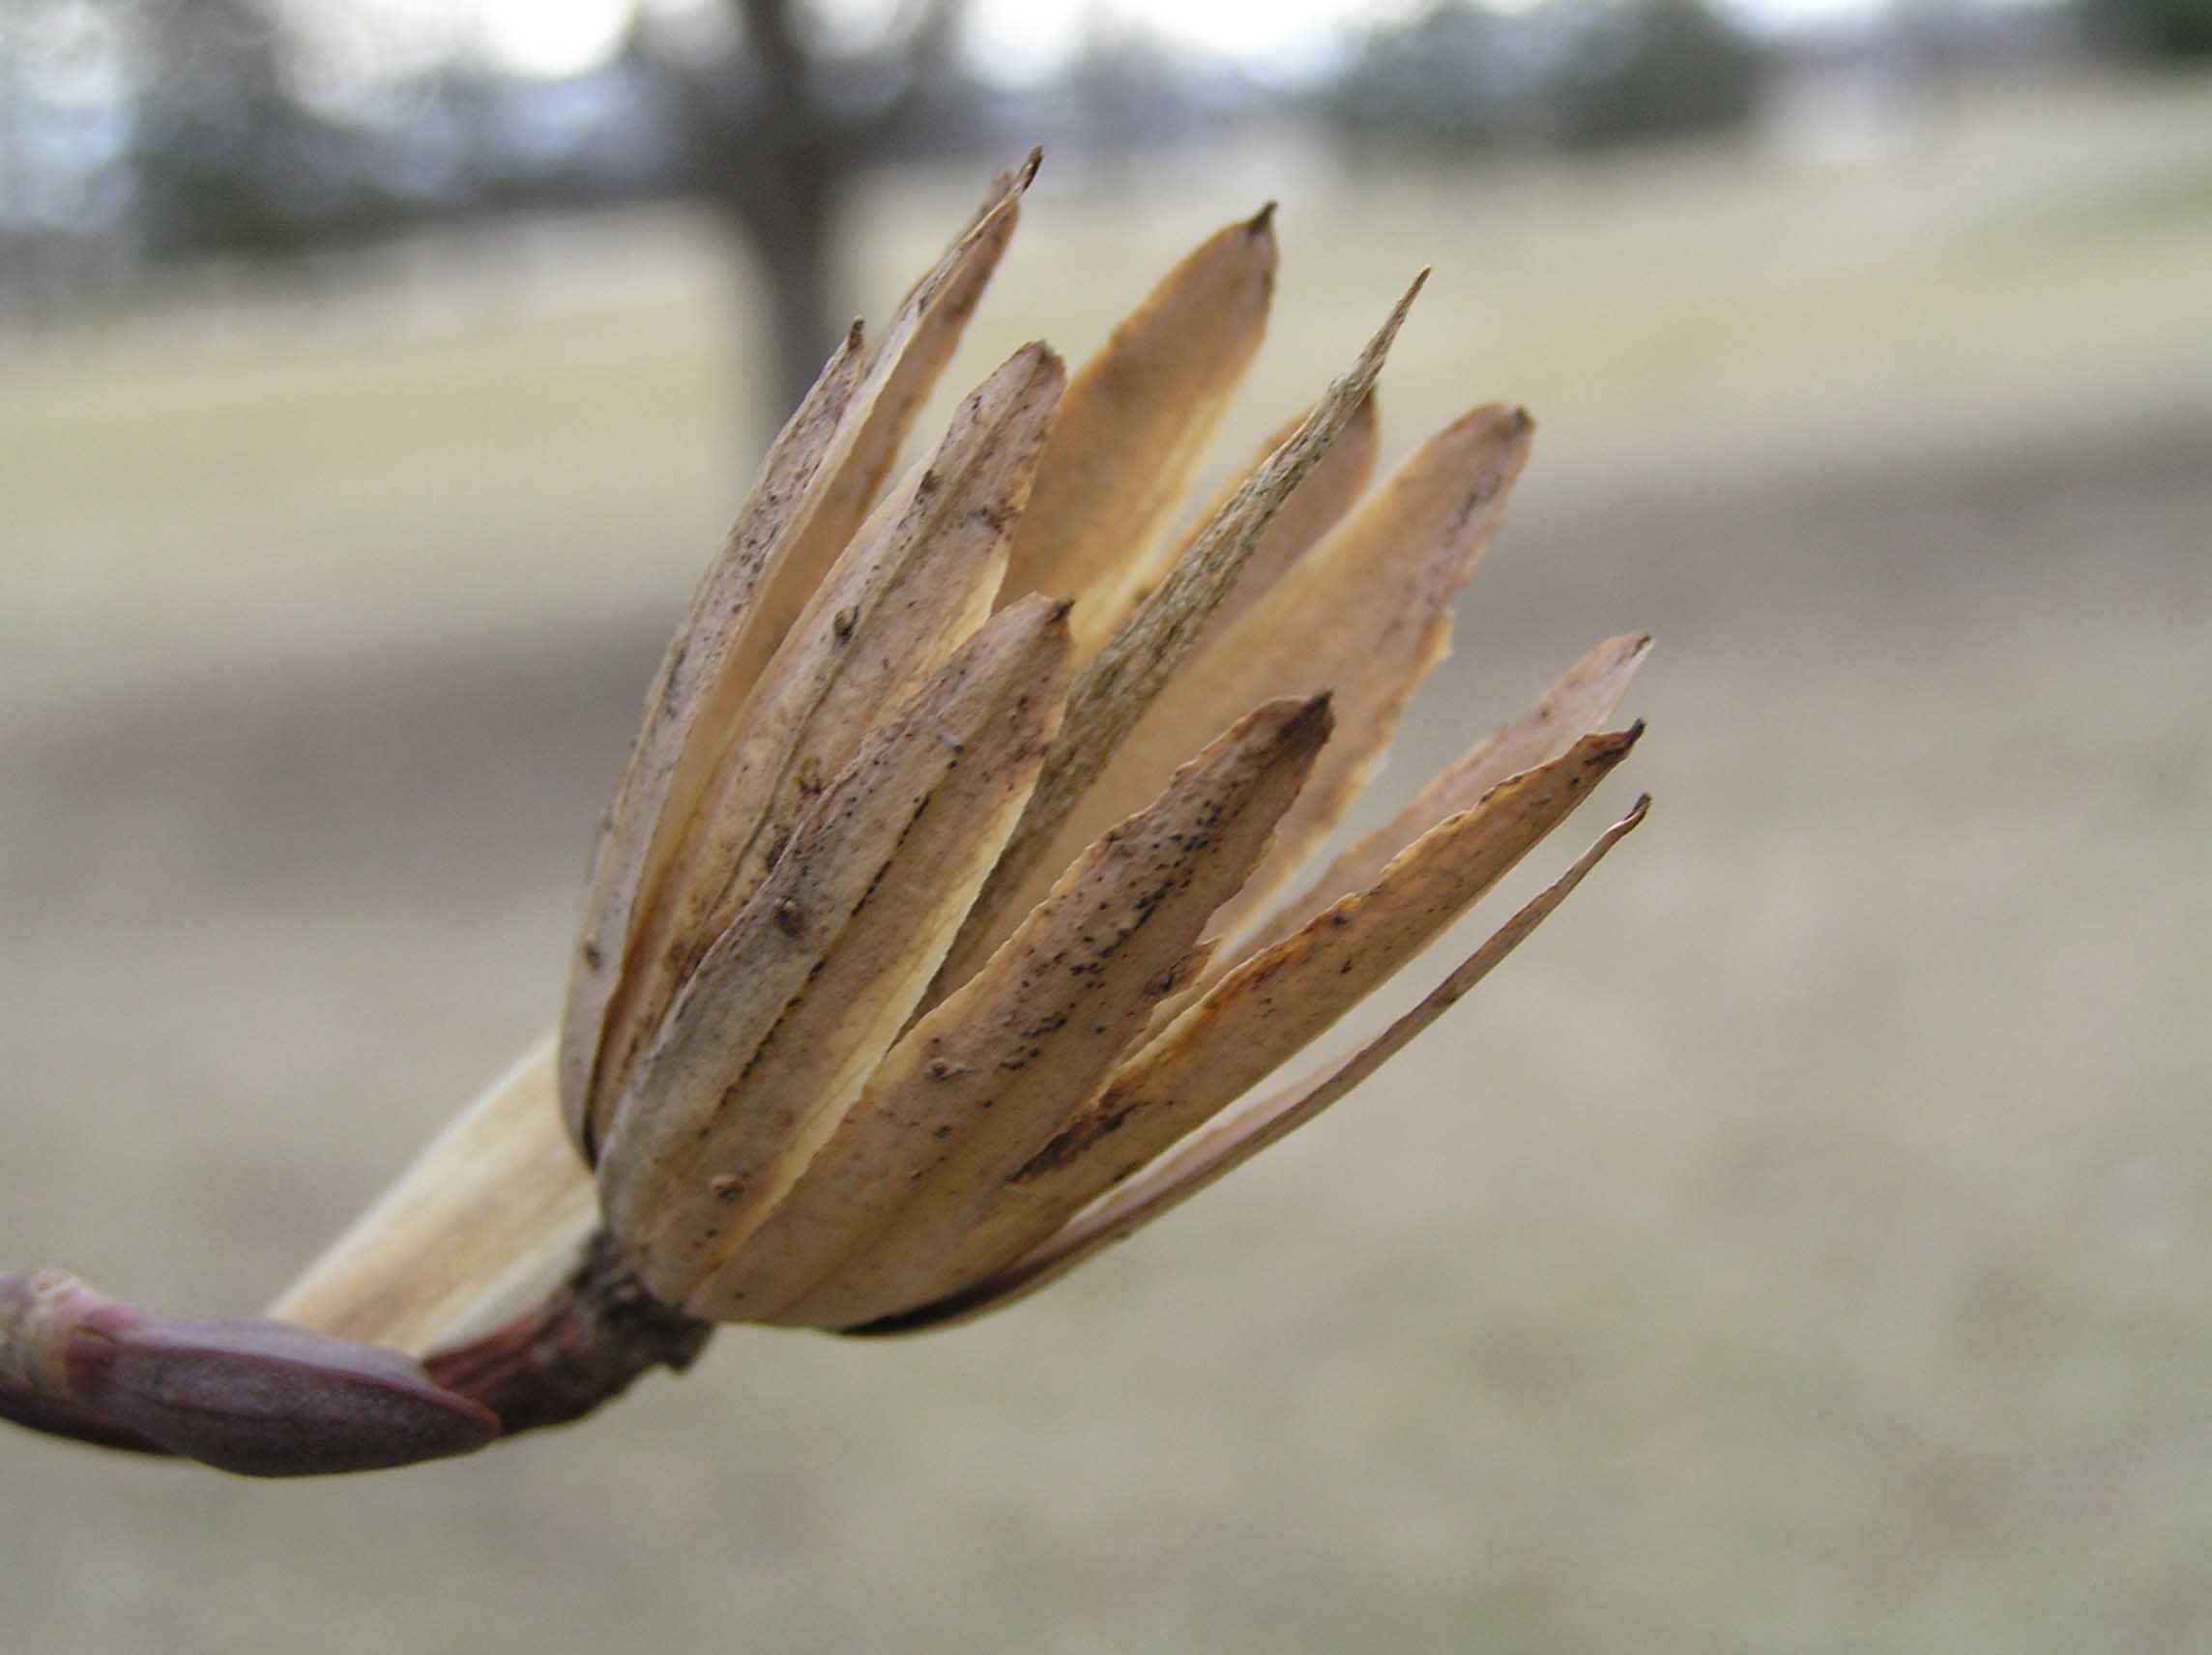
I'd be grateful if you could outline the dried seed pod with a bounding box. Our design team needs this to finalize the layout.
[0,160,1655,1481]
[267,173,1643,1361]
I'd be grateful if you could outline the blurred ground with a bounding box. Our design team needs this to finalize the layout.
[3,70,2209,1655]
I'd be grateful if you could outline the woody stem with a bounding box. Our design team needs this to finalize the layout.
[0,1235,711,1472]
[423,1229,714,1437]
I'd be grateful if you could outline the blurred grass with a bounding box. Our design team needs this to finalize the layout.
[2,69,2210,1654]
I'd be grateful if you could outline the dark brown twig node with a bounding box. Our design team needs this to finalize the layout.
[426,1231,713,1437]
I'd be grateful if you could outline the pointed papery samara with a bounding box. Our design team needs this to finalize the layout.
[270,1035,594,1354]
[1193,630,1651,1002]
[743,695,1334,1330]
[583,344,1066,1146]
[857,798,1649,1335]
[888,148,1039,318]
[961,400,1533,1002]
[561,163,1032,1150]
[599,597,1073,1316]
[997,205,1278,660]
[1160,402,1536,953]
[931,726,1640,1292]
[932,275,1428,1005]
[1123,391,1381,648]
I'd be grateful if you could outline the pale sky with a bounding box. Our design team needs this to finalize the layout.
[364,0,1917,88]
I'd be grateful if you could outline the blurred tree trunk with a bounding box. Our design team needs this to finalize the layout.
[696,121,853,422]
[747,159,841,421]
[646,0,967,421]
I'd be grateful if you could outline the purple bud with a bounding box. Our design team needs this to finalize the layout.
[3,1272,498,1477]
[0,1373,167,1456]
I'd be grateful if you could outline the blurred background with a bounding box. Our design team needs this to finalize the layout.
[2,0,2208,1649]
